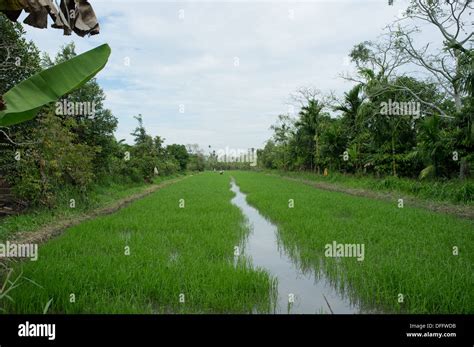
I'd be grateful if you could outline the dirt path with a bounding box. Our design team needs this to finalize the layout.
[277,175,474,220]
[7,176,187,248]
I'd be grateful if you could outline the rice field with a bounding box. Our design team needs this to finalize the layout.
[2,171,472,314]
[231,171,474,314]
[2,173,275,313]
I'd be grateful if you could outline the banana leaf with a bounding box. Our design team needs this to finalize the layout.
[0,43,111,127]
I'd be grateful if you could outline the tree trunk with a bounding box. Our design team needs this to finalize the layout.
[460,158,469,180]
[391,134,397,177]
[453,50,463,112]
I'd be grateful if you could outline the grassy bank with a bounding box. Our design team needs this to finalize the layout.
[0,174,184,242]
[266,170,474,205]
[2,173,275,313]
[232,171,474,313]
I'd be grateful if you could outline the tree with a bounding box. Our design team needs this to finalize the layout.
[270,114,294,170]
[393,0,473,112]
[256,1,472,182]
[9,110,96,207]
[0,14,41,181]
[186,144,205,171]
[257,140,278,170]
[44,43,118,177]
[0,16,113,209]
[410,114,457,179]
[294,99,328,172]
[0,13,41,95]
[167,144,189,171]
[129,114,158,182]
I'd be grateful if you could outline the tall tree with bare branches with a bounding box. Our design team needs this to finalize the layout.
[394,0,473,112]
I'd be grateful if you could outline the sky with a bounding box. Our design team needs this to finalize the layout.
[21,0,413,152]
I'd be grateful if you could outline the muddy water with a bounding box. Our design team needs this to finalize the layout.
[230,180,363,314]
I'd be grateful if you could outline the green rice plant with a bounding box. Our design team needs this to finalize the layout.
[3,173,274,313]
[267,169,474,204]
[232,171,474,313]
[0,175,183,242]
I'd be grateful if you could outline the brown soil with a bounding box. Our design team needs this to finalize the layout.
[279,175,474,220]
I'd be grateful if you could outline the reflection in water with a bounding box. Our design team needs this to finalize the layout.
[230,179,364,314]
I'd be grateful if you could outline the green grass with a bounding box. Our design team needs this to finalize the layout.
[0,174,183,242]
[2,173,275,313]
[232,171,474,314]
[267,170,474,205]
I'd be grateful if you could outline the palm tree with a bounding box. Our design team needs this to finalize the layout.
[334,84,364,138]
[295,99,324,172]
[414,115,445,179]
[334,84,365,171]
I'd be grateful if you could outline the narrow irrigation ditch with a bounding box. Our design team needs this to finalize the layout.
[230,179,365,314]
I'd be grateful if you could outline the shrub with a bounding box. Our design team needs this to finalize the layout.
[8,111,96,207]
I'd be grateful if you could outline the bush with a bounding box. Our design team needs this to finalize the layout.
[8,111,96,207]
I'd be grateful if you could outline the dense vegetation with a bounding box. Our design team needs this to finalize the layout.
[257,2,473,200]
[0,14,202,212]
[0,1,472,316]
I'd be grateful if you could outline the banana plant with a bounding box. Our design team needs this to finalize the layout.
[0,43,111,127]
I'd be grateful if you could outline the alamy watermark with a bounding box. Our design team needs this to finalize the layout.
[215,147,257,166]
[0,241,38,261]
[55,99,96,117]
[18,321,55,341]
[380,99,421,117]
[324,241,365,261]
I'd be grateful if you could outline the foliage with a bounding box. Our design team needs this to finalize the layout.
[257,1,473,184]
[47,44,119,176]
[166,144,189,171]
[0,13,41,95]
[8,111,97,207]
[0,44,111,126]
[0,19,183,210]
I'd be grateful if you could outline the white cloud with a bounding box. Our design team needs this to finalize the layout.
[22,0,412,150]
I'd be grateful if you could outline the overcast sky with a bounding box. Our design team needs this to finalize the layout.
[22,0,412,152]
